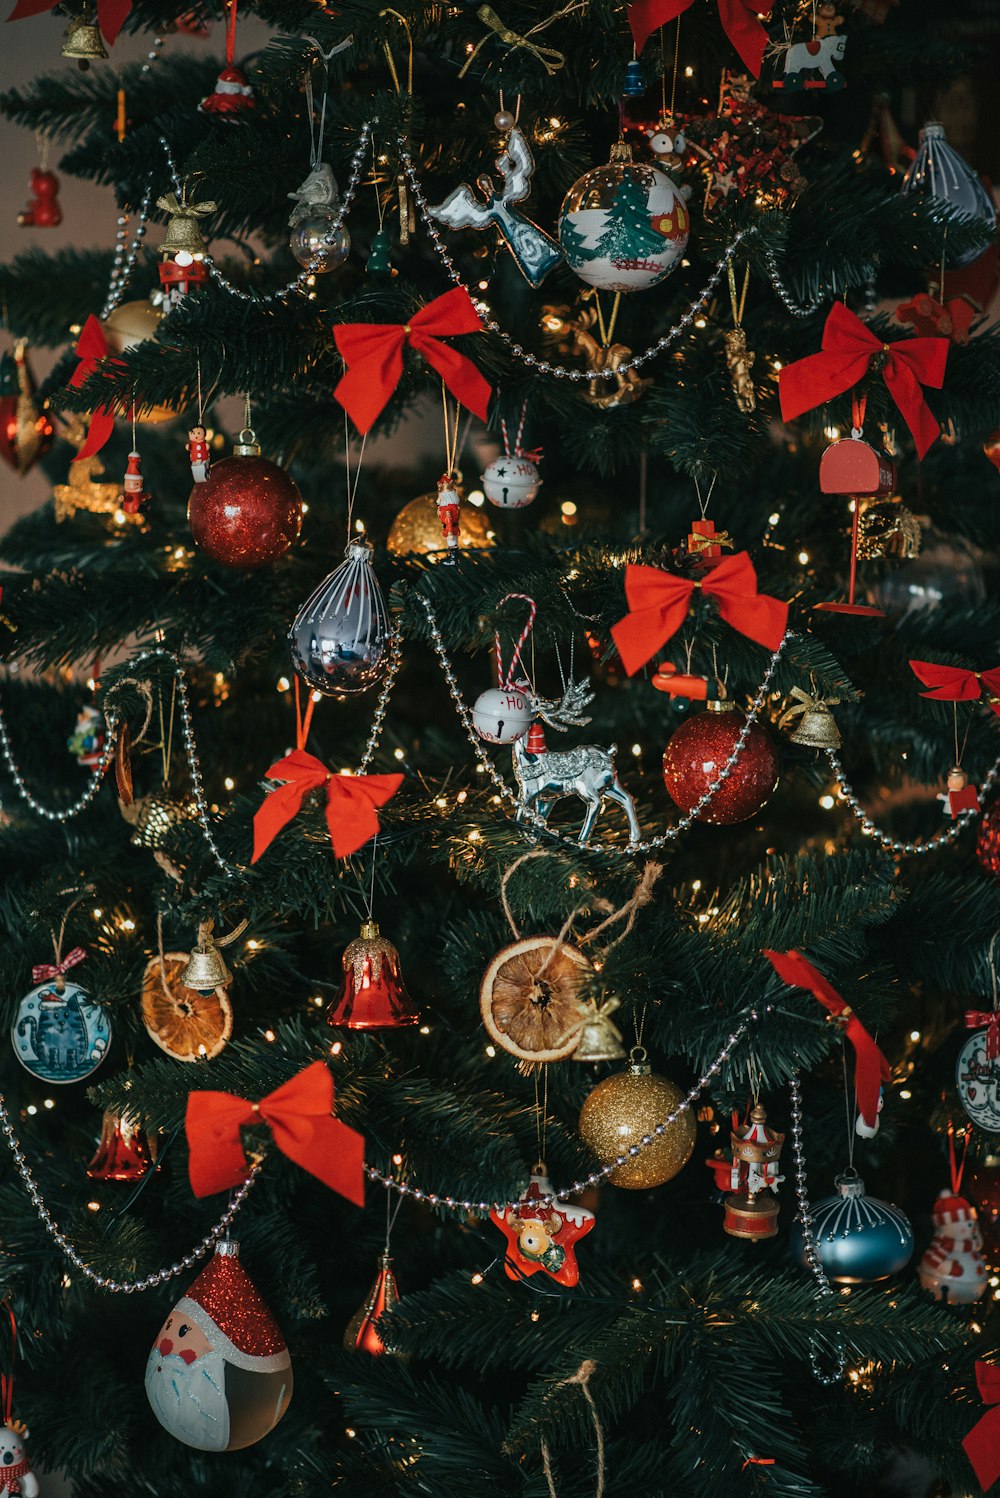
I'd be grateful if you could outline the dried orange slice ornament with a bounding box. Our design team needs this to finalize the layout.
[141,953,233,1062]
[479,936,592,1063]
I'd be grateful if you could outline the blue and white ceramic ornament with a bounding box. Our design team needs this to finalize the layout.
[12,979,111,1085]
[789,1170,913,1283]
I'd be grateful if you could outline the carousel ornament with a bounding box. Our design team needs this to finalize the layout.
[722,1103,784,1239]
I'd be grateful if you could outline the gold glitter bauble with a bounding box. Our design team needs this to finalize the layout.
[578,1055,695,1189]
[386,491,495,559]
[103,300,174,423]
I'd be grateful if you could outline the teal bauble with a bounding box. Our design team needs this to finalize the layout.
[789,1171,913,1284]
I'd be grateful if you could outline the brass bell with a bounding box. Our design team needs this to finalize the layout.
[573,996,626,1063]
[61,9,108,68]
[778,687,841,749]
[157,188,217,263]
[180,917,248,993]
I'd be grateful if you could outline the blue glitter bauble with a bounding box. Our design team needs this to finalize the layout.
[788,1171,913,1284]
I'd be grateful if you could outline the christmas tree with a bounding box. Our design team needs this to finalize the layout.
[592,172,665,261]
[0,2,999,1497]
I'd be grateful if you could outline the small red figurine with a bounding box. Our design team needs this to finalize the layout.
[17,168,61,228]
[940,767,980,818]
[187,425,210,483]
[200,64,255,115]
[121,450,151,515]
[436,473,461,564]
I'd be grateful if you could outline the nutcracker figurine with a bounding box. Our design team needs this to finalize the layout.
[187,424,210,482]
[436,473,461,564]
[120,450,150,515]
[723,1103,784,1240]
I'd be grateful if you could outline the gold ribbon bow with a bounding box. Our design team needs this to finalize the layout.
[777,686,841,729]
[459,2,575,76]
[689,528,733,554]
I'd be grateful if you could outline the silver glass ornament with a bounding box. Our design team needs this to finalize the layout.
[901,122,996,267]
[288,538,391,697]
[288,163,350,272]
[788,1170,913,1284]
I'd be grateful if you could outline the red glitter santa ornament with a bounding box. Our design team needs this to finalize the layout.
[145,1241,292,1451]
[199,1,254,116]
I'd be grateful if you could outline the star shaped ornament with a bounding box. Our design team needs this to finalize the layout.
[490,1166,595,1286]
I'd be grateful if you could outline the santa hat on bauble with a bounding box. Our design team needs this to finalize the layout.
[200,66,256,115]
[176,1244,289,1372]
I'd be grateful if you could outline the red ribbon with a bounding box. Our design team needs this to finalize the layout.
[7,0,131,42]
[610,551,788,675]
[184,1060,365,1204]
[963,1363,1000,1491]
[252,750,402,863]
[763,948,890,1130]
[333,286,492,434]
[31,946,86,985]
[778,301,949,460]
[966,1010,1000,1061]
[629,0,768,76]
[69,315,116,461]
[910,660,1000,716]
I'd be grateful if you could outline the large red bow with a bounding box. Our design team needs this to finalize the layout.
[629,0,767,76]
[779,301,949,460]
[252,750,402,863]
[963,1363,1000,1491]
[763,948,890,1130]
[333,286,492,434]
[610,551,788,675]
[910,659,1000,716]
[7,0,130,41]
[69,315,116,461]
[32,946,86,985]
[185,1060,365,1204]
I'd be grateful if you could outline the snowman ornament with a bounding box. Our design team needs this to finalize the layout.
[481,407,542,510]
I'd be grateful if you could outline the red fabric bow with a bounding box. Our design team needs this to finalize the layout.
[910,660,1000,716]
[778,301,949,460]
[629,0,768,76]
[7,0,130,41]
[966,1010,1000,1061]
[32,946,86,985]
[185,1060,365,1204]
[252,749,402,863]
[963,1362,1000,1491]
[333,286,492,434]
[610,551,788,675]
[70,316,116,461]
[763,948,890,1130]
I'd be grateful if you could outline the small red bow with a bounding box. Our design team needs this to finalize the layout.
[7,0,130,42]
[779,301,949,460]
[333,286,492,434]
[252,750,402,863]
[185,1060,365,1204]
[910,660,1000,716]
[763,948,890,1130]
[69,316,116,461]
[963,1362,1000,1491]
[610,551,788,675]
[966,1009,1000,1061]
[32,947,86,985]
[629,0,768,76]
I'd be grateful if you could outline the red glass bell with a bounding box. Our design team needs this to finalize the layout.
[327,920,419,1029]
[343,1253,402,1356]
[86,1108,154,1182]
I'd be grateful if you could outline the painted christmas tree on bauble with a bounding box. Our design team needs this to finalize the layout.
[559,142,689,293]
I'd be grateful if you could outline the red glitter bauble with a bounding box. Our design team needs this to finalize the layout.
[976,801,1000,878]
[188,455,303,568]
[662,709,779,825]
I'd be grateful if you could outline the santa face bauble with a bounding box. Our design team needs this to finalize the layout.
[145,1243,292,1452]
[558,148,689,294]
[481,456,541,509]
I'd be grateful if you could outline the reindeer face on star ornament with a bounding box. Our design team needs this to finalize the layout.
[490,1166,595,1285]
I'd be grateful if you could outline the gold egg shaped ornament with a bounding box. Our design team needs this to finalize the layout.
[386,491,495,559]
[578,1047,696,1189]
[103,299,175,423]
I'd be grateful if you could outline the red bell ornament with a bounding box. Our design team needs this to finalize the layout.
[662,702,779,824]
[87,1107,153,1181]
[188,428,303,568]
[343,1252,403,1356]
[327,920,419,1029]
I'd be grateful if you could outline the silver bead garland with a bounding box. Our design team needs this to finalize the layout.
[0,697,119,822]
[0,1092,257,1292]
[789,1073,847,1385]
[826,745,1000,855]
[356,628,404,774]
[760,245,832,320]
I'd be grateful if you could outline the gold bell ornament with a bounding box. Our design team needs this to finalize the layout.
[723,1103,785,1240]
[180,916,248,994]
[157,188,216,263]
[572,995,626,1063]
[778,686,841,749]
[577,1046,696,1189]
[61,6,107,67]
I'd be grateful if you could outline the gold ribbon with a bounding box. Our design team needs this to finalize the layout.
[459,3,569,76]
[689,528,733,553]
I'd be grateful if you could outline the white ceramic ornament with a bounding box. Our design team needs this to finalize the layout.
[956,1023,1000,1131]
[558,146,690,294]
[472,686,533,744]
[11,979,111,1085]
[482,456,541,509]
[917,1191,987,1303]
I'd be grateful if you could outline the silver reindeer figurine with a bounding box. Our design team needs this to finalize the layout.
[513,679,641,847]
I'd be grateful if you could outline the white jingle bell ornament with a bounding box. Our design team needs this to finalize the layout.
[482,456,541,510]
[473,593,537,745]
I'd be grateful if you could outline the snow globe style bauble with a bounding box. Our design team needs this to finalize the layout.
[558,141,689,294]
